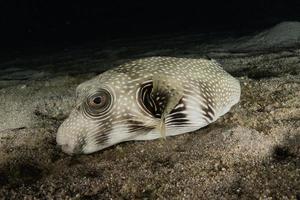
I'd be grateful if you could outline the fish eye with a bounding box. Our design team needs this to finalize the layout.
[89,94,107,108]
[84,89,112,116]
[93,96,102,104]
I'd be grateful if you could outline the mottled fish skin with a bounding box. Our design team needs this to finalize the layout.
[56,57,241,154]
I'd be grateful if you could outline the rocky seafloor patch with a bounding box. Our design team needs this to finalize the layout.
[0,22,299,199]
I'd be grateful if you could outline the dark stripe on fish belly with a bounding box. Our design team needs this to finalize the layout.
[95,129,110,145]
[126,119,154,134]
[200,93,215,122]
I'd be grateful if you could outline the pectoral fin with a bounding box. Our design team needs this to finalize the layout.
[152,76,184,138]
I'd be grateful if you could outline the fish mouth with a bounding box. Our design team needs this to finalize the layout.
[56,123,87,155]
[56,138,86,155]
[56,144,75,155]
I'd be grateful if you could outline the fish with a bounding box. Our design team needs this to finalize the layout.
[56,56,241,154]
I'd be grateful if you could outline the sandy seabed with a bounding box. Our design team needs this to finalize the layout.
[0,22,299,199]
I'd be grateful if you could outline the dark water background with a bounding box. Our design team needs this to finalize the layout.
[1,1,300,49]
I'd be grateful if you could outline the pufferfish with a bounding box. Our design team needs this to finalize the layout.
[56,56,241,154]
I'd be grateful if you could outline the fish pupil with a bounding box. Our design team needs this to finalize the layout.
[93,97,102,104]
